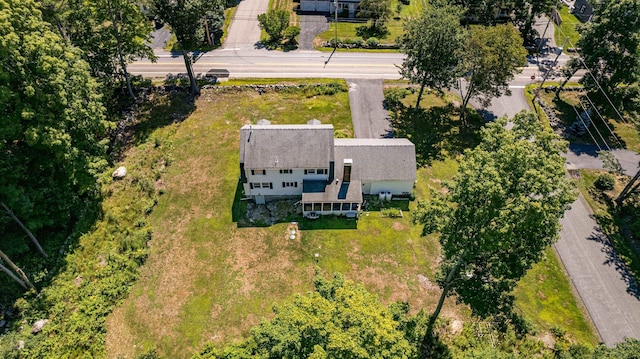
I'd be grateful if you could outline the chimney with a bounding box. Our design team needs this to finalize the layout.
[343,159,352,183]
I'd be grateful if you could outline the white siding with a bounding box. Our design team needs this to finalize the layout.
[301,0,331,12]
[369,181,413,195]
[244,168,329,198]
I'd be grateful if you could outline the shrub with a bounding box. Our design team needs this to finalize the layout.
[283,26,300,43]
[594,173,615,191]
[352,37,364,47]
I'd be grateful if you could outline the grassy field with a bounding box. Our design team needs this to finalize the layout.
[104,81,600,357]
[555,4,582,51]
[105,82,463,358]
[514,248,599,345]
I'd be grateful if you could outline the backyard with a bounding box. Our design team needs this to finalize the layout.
[104,80,598,357]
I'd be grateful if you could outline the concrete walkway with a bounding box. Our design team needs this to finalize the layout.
[555,195,640,346]
[347,79,392,138]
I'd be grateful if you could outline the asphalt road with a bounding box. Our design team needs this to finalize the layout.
[555,195,640,346]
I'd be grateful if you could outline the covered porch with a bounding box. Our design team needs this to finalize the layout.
[301,179,362,218]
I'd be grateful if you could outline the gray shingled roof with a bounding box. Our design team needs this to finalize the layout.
[240,124,335,169]
[334,138,417,182]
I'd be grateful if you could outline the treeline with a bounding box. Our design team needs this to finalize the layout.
[195,272,640,359]
[0,0,219,356]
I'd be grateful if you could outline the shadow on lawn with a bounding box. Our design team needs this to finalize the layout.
[389,104,484,166]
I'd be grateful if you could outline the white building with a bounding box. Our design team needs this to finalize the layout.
[239,120,416,217]
[300,0,360,18]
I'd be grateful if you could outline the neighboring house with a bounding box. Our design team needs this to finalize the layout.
[239,120,416,217]
[300,0,360,18]
[571,0,594,22]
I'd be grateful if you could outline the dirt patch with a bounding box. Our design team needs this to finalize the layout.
[416,274,439,291]
[245,200,299,225]
[450,320,464,335]
[540,332,556,349]
[392,221,407,231]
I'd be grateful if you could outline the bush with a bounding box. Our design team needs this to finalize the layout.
[366,37,379,48]
[352,37,364,47]
[594,173,615,191]
[283,26,300,43]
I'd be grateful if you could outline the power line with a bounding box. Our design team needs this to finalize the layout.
[582,92,624,148]
[555,25,630,126]
[570,104,603,151]
[576,100,611,151]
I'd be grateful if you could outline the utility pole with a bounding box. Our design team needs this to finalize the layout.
[334,0,338,49]
[533,37,568,101]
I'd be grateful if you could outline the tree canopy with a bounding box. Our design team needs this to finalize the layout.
[456,23,527,123]
[414,112,576,349]
[40,0,154,97]
[152,0,224,94]
[397,0,466,109]
[577,0,640,112]
[196,273,413,358]
[0,0,110,237]
[257,9,289,43]
[356,0,392,32]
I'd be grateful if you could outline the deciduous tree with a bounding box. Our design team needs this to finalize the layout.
[152,0,223,95]
[456,24,527,124]
[413,112,576,352]
[196,273,414,358]
[357,0,392,32]
[257,9,289,43]
[398,0,466,110]
[577,0,640,111]
[0,0,111,241]
[40,0,155,98]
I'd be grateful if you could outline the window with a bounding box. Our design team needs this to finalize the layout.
[313,203,322,211]
[251,169,266,175]
[282,182,298,188]
[323,203,331,211]
[279,169,292,174]
[341,203,350,211]
[351,203,359,211]
[250,182,273,189]
[304,169,316,175]
[317,169,327,175]
[304,203,312,211]
[332,203,341,211]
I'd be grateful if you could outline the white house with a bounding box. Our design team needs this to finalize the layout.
[300,0,360,18]
[239,120,416,217]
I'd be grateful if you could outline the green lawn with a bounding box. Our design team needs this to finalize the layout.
[315,0,427,48]
[514,248,599,346]
[103,80,599,358]
[555,4,582,51]
[105,81,454,358]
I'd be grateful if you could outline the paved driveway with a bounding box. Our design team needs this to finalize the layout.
[298,15,330,51]
[566,144,640,175]
[223,0,269,50]
[346,79,392,138]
